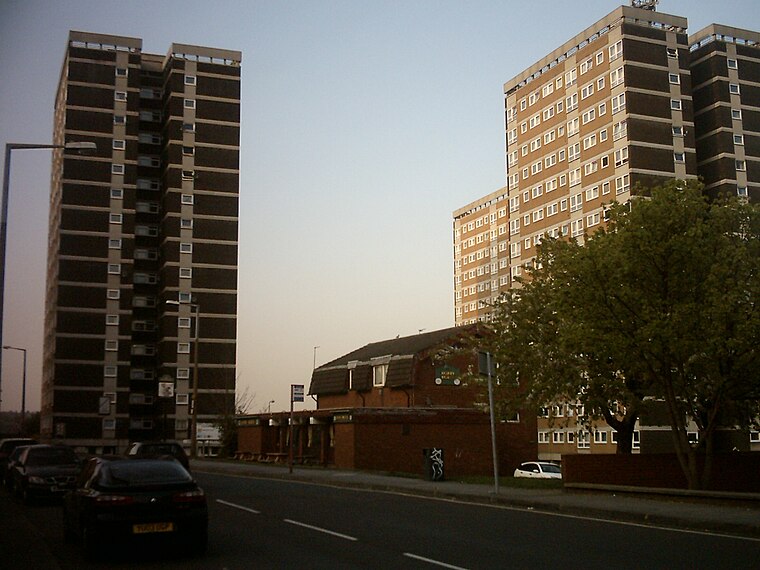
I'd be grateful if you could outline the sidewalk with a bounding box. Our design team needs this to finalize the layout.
[192,458,760,539]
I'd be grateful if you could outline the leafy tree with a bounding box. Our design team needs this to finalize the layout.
[473,180,760,489]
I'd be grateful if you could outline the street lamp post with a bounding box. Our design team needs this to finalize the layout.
[0,141,96,411]
[2,345,26,433]
[166,299,200,458]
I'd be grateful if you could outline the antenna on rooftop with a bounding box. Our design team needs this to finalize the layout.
[631,0,658,10]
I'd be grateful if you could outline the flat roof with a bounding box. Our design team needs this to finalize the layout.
[503,5,688,96]
[453,187,507,220]
[689,23,760,51]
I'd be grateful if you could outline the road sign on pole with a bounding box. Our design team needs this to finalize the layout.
[288,384,304,474]
[479,351,500,495]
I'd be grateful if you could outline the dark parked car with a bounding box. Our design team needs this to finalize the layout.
[10,444,81,503]
[126,441,190,471]
[63,456,208,558]
[0,437,37,480]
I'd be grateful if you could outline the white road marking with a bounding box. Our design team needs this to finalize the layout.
[404,552,470,569]
[216,499,260,514]
[283,518,358,541]
[200,471,760,543]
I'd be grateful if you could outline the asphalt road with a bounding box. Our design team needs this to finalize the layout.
[12,471,760,569]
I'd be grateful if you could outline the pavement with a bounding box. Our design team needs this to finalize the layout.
[1,459,759,570]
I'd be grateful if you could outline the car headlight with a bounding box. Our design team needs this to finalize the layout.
[28,476,46,485]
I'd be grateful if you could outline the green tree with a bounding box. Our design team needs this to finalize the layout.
[475,180,760,489]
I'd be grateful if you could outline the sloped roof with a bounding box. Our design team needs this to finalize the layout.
[309,325,479,395]
[320,326,471,368]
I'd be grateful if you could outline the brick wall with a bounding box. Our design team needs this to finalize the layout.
[237,424,264,454]
[347,409,536,478]
[563,452,760,492]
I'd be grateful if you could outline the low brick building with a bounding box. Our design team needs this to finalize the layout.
[236,327,536,478]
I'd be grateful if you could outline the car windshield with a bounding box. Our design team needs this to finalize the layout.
[27,447,77,466]
[541,464,562,474]
[101,461,192,488]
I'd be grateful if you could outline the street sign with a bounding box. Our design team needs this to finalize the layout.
[291,384,304,402]
[478,351,497,377]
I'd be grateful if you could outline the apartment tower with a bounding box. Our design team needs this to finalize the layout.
[689,24,760,201]
[41,31,241,452]
[454,3,705,325]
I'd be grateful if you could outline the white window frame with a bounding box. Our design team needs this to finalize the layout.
[612,93,626,114]
[373,363,388,387]
[609,40,623,61]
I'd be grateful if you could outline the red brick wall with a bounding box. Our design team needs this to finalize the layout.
[343,410,537,478]
[563,452,760,492]
[334,423,355,470]
[237,425,264,454]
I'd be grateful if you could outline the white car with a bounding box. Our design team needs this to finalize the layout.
[513,461,562,479]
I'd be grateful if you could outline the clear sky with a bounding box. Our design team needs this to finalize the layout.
[1,0,758,415]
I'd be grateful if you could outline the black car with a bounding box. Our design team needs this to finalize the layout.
[63,456,208,559]
[0,437,37,481]
[126,441,190,471]
[10,444,81,503]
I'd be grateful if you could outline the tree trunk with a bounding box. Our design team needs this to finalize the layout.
[602,405,638,454]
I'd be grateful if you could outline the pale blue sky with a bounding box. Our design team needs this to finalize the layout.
[1,1,758,414]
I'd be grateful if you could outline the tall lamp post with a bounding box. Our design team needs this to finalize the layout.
[2,345,26,433]
[0,141,97,411]
[166,299,200,458]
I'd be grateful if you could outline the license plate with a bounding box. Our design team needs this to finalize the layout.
[132,522,174,534]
